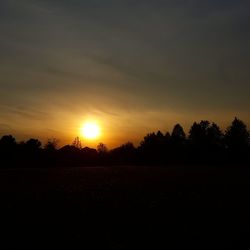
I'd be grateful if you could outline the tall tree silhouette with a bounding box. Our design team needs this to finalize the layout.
[170,124,186,163]
[225,118,249,154]
[207,123,224,149]
[189,121,210,146]
[171,124,186,143]
[188,121,212,163]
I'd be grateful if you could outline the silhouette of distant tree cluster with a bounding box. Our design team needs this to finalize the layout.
[0,118,249,167]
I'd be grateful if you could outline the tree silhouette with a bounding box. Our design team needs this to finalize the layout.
[189,121,210,146]
[139,131,170,164]
[171,124,186,147]
[140,131,167,150]
[97,143,108,154]
[0,135,16,149]
[171,124,186,141]
[72,137,82,149]
[112,142,135,153]
[188,121,215,163]
[225,118,249,153]
[0,135,17,164]
[110,142,136,164]
[43,138,59,166]
[25,138,42,151]
[207,123,224,149]
[44,138,58,152]
[0,117,249,167]
[170,124,187,163]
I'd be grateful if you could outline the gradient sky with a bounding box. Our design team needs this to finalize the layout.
[0,0,250,148]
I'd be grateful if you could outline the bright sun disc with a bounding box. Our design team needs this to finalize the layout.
[81,122,100,139]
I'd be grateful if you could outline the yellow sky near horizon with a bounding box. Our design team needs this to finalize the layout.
[1,103,249,149]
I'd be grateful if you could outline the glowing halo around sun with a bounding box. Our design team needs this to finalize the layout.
[81,122,100,140]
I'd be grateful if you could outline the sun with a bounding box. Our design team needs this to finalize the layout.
[81,122,100,140]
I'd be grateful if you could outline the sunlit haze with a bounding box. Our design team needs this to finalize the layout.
[81,122,100,141]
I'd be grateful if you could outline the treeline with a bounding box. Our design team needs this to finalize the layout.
[0,118,250,167]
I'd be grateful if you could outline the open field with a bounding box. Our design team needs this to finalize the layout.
[0,166,250,249]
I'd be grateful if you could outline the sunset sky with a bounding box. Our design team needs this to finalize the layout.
[0,0,250,148]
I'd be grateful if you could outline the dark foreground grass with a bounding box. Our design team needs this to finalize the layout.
[0,165,250,249]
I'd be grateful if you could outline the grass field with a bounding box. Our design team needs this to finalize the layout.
[0,166,250,249]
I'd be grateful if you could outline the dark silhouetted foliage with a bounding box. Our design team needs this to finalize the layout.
[0,135,16,149]
[189,120,210,147]
[138,131,169,164]
[72,137,82,149]
[225,118,249,150]
[110,142,136,164]
[25,138,42,151]
[0,118,249,167]
[97,143,108,154]
[44,138,58,152]
[224,118,250,162]
[171,124,186,142]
